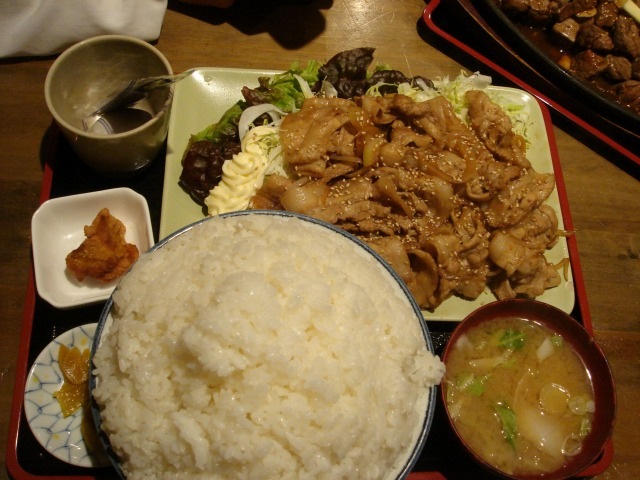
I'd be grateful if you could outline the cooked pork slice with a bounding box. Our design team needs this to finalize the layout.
[465,90,530,168]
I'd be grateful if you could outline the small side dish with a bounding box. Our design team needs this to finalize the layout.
[24,324,109,468]
[441,299,615,480]
[53,343,104,455]
[31,188,154,308]
[446,317,594,475]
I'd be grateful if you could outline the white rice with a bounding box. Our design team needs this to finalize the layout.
[92,213,445,480]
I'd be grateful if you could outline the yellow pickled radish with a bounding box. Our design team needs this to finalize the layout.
[54,344,91,417]
[53,381,89,417]
[59,346,90,384]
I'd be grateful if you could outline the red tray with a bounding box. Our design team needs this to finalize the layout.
[6,79,612,480]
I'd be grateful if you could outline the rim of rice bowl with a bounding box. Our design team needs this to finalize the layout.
[90,210,444,480]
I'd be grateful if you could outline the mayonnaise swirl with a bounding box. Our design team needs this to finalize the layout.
[204,125,283,216]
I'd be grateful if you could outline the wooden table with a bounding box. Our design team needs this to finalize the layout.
[1,0,638,478]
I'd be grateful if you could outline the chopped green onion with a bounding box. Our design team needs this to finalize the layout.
[455,372,487,396]
[498,329,525,350]
[551,334,564,348]
[494,403,518,449]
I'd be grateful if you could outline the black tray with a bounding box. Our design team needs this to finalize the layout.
[7,116,611,479]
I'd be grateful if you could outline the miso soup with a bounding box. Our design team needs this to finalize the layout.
[444,317,595,476]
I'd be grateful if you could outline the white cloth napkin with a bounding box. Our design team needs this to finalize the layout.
[0,0,168,58]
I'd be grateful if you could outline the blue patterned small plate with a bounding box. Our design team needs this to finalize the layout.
[24,323,109,467]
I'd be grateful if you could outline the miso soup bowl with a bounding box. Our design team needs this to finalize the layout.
[441,299,615,480]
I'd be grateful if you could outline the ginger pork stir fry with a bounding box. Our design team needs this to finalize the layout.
[251,91,564,310]
[179,48,568,310]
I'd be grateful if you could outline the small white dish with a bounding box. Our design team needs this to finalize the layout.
[31,187,155,308]
[24,323,109,468]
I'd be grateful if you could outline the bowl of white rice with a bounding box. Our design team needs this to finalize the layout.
[90,210,445,480]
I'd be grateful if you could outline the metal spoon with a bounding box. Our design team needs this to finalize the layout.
[86,69,194,119]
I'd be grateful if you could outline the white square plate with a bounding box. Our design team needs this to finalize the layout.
[160,68,575,320]
[31,188,155,309]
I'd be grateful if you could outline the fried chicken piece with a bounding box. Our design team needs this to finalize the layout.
[65,208,139,282]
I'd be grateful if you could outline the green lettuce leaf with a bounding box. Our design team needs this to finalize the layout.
[242,59,321,112]
[190,101,245,144]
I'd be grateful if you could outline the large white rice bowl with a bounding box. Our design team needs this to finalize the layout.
[91,211,445,480]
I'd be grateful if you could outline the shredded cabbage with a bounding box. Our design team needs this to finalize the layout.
[392,71,530,141]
